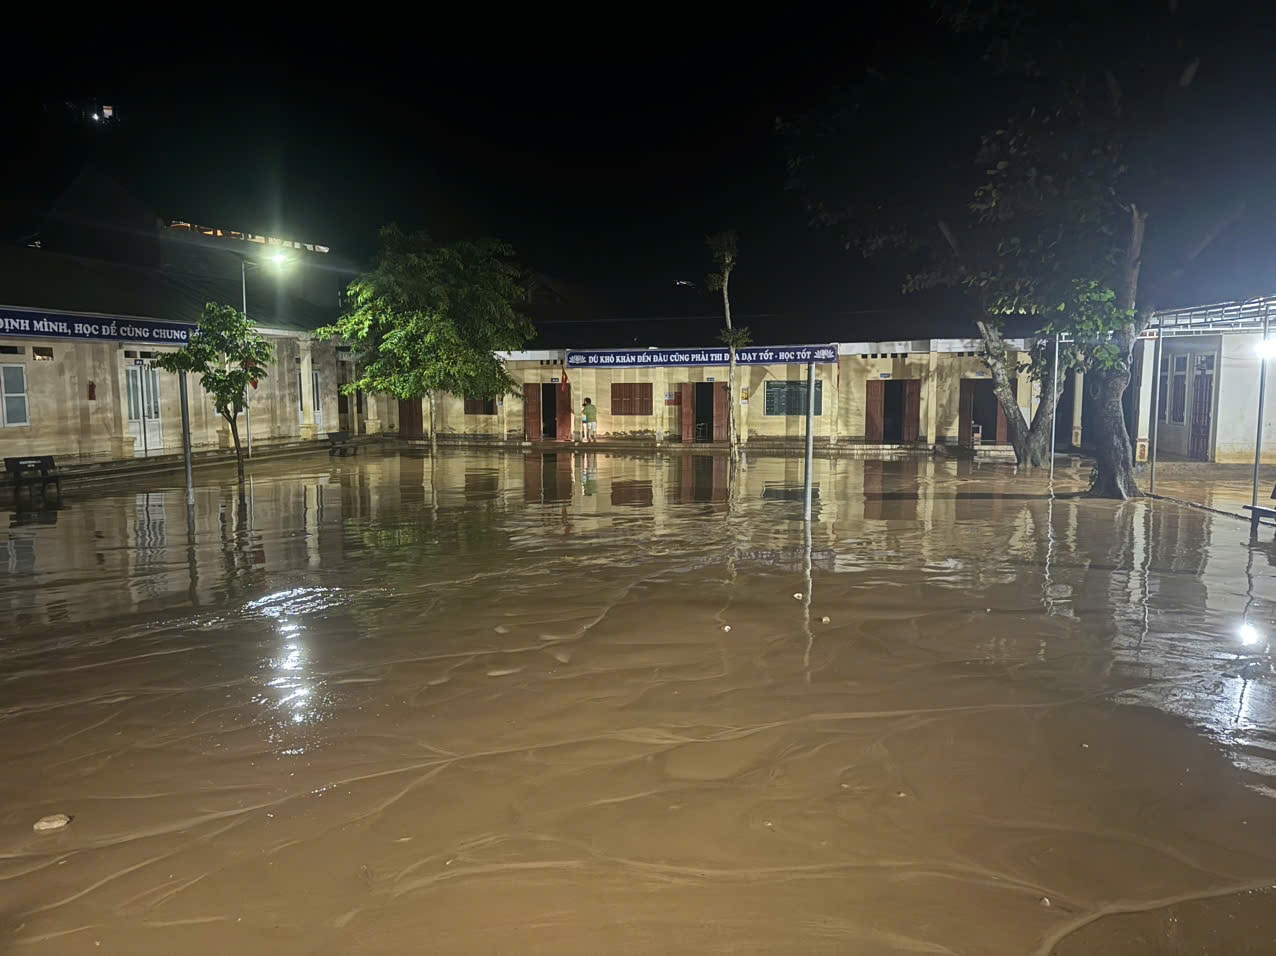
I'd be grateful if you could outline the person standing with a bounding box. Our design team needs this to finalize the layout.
[581,397,598,443]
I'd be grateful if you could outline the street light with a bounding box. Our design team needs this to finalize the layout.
[240,252,294,457]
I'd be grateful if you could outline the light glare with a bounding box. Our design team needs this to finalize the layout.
[1240,622,1261,646]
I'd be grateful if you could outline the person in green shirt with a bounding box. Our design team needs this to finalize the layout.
[581,397,598,442]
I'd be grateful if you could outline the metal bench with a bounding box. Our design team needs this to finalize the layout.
[5,455,63,503]
[1243,482,1276,535]
[327,431,358,457]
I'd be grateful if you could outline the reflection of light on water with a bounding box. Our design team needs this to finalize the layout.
[1240,622,1262,647]
[259,612,331,744]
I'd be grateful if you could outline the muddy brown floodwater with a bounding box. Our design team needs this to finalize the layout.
[3,449,1276,954]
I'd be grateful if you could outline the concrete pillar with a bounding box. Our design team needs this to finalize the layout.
[299,342,317,440]
[363,393,388,435]
[1133,340,1155,463]
[925,346,940,445]
[1071,370,1084,449]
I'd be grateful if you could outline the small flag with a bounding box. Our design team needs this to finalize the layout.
[560,365,570,391]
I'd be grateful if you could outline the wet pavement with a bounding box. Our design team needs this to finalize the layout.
[3,448,1276,954]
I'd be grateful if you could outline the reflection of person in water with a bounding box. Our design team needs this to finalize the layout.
[582,452,598,496]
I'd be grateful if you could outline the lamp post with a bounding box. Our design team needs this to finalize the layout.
[239,251,291,458]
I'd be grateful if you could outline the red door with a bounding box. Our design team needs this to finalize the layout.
[398,398,423,439]
[681,383,695,443]
[865,380,885,442]
[903,380,921,442]
[523,384,542,441]
[713,382,729,442]
[556,382,572,442]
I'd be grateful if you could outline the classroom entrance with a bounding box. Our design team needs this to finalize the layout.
[524,381,572,441]
[865,379,921,443]
[680,381,727,442]
[959,379,1010,446]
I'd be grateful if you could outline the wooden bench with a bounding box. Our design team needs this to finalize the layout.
[326,431,358,457]
[5,456,62,503]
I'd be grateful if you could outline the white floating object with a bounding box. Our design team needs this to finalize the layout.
[493,625,510,634]
[552,650,571,664]
[722,625,731,632]
[485,667,523,677]
[820,616,831,624]
[33,814,71,832]
[793,593,803,600]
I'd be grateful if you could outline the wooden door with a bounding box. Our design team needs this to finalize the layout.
[523,383,542,442]
[903,380,921,443]
[995,393,1010,444]
[398,398,423,439]
[555,382,572,442]
[681,383,695,443]
[713,382,729,442]
[1189,366,1214,461]
[865,380,885,442]
[958,380,975,446]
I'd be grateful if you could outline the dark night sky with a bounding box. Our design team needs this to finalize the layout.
[6,6,1276,338]
[3,10,954,333]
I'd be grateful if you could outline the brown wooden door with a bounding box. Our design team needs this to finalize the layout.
[995,390,1010,444]
[903,379,921,442]
[865,379,885,442]
[1190,368,1214,460]
[958,380,975,446]
[713,382,729,442]
[681,383,695,443]
[556,382,572,441]
[523,384,542,441]
[398,398,423,439]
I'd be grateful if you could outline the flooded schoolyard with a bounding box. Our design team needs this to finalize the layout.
[3,448,1276,954]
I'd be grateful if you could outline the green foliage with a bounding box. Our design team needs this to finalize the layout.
[319,225,533,401]
[706,230,738,292]
[153,302,274,424]
[719,326,752,350]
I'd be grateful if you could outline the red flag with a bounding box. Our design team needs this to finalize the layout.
[560,365,569,391]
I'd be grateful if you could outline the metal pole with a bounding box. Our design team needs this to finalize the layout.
[803,360,816,521]
[1049,334,1059,484]
[179,369,195,506]
[139,364,149,459]
[241,258,253,458]
[1252,305,1270,517]
[1148,331,1163,495]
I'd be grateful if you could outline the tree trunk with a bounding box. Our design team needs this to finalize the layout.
[1087,366,1142,499]
[1087,205,1148,499]
[1024,351,1063,467]
[428,393,438,458]
[727,347,738,456]
[227,413,245,486]
[977,319,1032,465]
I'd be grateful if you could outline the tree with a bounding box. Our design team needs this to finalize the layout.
[320,225,533,456]
[154,302,273,487]
[707,230,750,456]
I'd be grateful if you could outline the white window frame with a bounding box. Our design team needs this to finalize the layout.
[1,363,30,427]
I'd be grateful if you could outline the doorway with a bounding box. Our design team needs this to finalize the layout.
[694,383,715,442]
[866,379,921,443]
[1189,353,1216,460]
[524,382,571,441]
[398,399,424,439]
[959,379,1009,445]
[124,361,163,456]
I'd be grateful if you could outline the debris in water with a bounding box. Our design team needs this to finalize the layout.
[486,667,523,677]
[793,592,803,600]
[722,625,731,632]
[33,814,71,832]
[820,616,831,624]
[493,625,510,634]
[551,650,571,664]
[1040,897,1051,907]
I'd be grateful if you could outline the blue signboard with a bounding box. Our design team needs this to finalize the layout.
[567,344,837,368]
[0,307,195,345]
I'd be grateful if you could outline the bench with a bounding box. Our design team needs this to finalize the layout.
[327,431,358,457]
[5,456,62,503]
[1242,482,1276,535]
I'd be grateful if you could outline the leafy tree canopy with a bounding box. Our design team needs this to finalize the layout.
[321,225,533,401]
[154,301,273,423]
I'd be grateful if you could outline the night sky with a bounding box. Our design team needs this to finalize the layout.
[6,6,1276,338]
